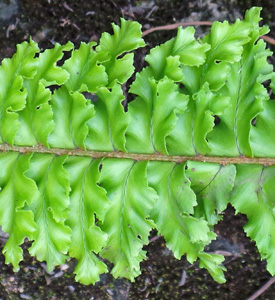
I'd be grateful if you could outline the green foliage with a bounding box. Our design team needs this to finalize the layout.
[0,7,275,285]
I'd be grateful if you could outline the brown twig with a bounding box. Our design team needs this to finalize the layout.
[246,277,275,300]
[142,21,275,45]
[142,21,212,37]
[149,235,161,243]
[262,35,275,45]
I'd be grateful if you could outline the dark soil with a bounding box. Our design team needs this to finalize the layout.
[0,0,275,299]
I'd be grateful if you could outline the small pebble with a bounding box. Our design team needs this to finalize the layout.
[106,288,114,296]
[60,264,69,271]
[53,271,64,278]
[1,279,7,286]
[20,295,30,300]
[178,270,186,286]
[68,285,75,292]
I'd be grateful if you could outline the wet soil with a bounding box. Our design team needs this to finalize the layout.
[0,0,275,299]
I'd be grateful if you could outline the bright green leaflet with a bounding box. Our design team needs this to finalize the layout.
[26,154,71,271]
[99,159,157,281]
[0,8,275,286]
[65,157,109,284]
[0,152,38,270]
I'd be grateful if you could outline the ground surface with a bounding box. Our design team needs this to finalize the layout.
[0,0,275,299]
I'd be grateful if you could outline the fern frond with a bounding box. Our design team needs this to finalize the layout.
[0,8,275,286]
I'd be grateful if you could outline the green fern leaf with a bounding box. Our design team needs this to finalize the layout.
[198,252,226,284]
[230,165,275,275]
[0,40,39,145]
[85,83,129,151]
[26,154,71,271]
[127,76,188,154]
[65,157,109,284]
[96,18,145,86]
[147,162,213,260]
[0,153,38,270]
[99,159,157,281]
[63,42,108,92]
[15,41,73,147]
[145,26,210,81]
[167,84,229,155]
[49,87,95,149]
[186,161,236,225]
[208,8,274,157]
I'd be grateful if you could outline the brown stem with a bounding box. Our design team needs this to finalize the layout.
[142,21,213,37]
[261,35,275,45]
[142,21,275,45]
[1,144,275,165]
[246,277,275,300]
